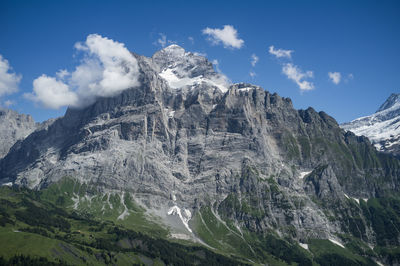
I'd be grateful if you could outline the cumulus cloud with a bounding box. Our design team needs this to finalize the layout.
[56,69,69,79]
[0,55,22,97]
[249,71,256,78]
[25,34,140,109]
[269,45,293,59]
[282,63,314,91]
[26,75,79,109]
[250,54,259,67]
[328,72,341,85]
[202,25,244,49]
[188,36,194,44]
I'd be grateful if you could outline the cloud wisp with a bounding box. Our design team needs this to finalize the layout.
[269,45,293,59]
[157,33,167,47]
[154,33,176,48]
[268,45,314,91]
[3,100,14,107]
[0,55,21,97]
[25,34,140,109]
[282,63,314,91]
[202,25,244,49]
[328,72,341,85]
[250,54,259,67]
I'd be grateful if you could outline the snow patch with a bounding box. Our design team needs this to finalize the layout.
[1,182,12,187]
[168,110,175,118]
[299,171,311,179]
[344,193,365,204]
[170,233,191,240]
[117,192,130,220]
[168,205,192,233]
[329,238,345,248]
[107,193,113,209]
[72,194,79,210]
[184,208,191,218]
[159,68,202,89]
[299,243,309,250]
[159,68,228,93]
[238,87,253,92]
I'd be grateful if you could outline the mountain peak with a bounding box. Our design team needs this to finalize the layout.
[163,44,184,51]
[376,93,400,112]
[151,44,229,92]
[152,44,186,64]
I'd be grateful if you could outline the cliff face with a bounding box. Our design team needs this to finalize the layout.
[0,108,37,159]
[1,45,400,257]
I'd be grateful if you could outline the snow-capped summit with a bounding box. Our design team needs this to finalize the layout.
[152,44,229,92]
[341,93,400,156]
[377,93,400,113]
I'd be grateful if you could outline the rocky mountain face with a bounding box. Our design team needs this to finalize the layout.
[1,45,400,264]
[341,93,400,157]
[0,108,37,159]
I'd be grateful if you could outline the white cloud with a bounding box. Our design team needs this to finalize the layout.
[26,75,78,109]
[56,69,69,79]
[343,73,354,83]
[202,25,244,49]
[193,52,207,57]
[328,72,341,85]
[3,100,14,107]
[282,63,314,91]
[154,33,176,48]
[250,54,259,67]
[0,55,22,97]
[212,59,220,71]
[269,45,293,59]
[25,34,140,109]
[188,36,194,44]
[249,71,256,78]
[157,33,167,47]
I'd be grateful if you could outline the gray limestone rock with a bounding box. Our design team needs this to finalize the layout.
[0,108,37,159]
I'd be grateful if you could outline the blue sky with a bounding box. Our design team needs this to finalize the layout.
[0,0,399,123]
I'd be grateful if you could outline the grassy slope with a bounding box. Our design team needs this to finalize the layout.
[0,185,245,265]
[1,177,399,265]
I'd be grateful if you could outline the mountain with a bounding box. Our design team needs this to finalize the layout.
[0,108,37,159]
[1,45,400,265]
[341,93,400,157]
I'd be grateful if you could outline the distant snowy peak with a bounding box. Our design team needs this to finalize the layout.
[377,93,400,112]
[152,44,230,93]
[341,93,400,156]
